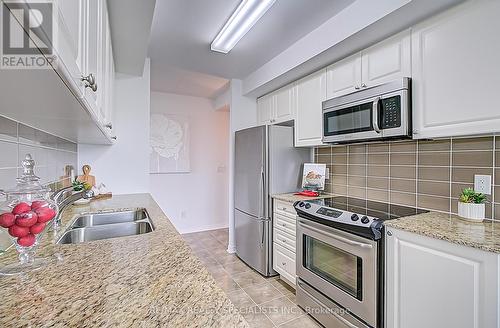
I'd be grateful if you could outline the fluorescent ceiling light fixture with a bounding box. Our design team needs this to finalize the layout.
[211,0,276,54]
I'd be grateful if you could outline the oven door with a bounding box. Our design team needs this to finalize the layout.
[297,218,378,327]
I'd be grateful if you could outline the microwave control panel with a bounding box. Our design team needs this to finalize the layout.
[380,96,401,129]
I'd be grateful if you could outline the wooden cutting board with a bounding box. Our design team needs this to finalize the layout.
[77,164,96,187]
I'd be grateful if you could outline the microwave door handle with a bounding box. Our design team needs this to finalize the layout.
[372,97,381,133]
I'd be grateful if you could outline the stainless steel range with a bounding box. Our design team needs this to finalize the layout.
[294,196,427,328]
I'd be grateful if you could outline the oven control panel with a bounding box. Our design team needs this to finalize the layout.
[316,207,342,218]
[296,201,375,228]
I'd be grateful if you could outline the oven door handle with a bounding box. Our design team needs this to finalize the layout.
[298,219,373,249]
[372,96,381,133]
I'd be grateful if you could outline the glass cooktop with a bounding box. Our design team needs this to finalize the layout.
[307,196,428,221]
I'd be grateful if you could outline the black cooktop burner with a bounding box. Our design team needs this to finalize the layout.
[308,196,428,221]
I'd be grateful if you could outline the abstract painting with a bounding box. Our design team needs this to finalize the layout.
[150,114,190,173]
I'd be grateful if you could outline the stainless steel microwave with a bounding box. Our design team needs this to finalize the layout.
[322,78,411,144]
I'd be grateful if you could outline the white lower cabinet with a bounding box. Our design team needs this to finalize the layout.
[273,199,297,287]
[385,228,499,328]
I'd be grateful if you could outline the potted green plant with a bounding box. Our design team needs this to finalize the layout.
[458,188,487,222]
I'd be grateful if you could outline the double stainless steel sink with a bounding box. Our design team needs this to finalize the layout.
[56,209,155,245]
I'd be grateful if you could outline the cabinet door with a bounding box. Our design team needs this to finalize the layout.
[274,84,294,123]
[385,228,499,328]
[28,0,86,97]
[100,0,113,130]
[326,53,361,99]
[257,94,274,125]
[82,0,104,117]
[411,0,500,139]
[295,69,326,147]
[361,29,411,88]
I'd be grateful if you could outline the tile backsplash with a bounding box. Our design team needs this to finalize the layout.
[0,116,77,252]
[0,115,77,191]
[315,136,499,220]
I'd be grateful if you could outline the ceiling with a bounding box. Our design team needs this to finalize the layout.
[148,0,354,98]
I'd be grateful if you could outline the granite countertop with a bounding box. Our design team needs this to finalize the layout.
[272,192,335,203]
[385,211,500,254]
[0,194,247,328]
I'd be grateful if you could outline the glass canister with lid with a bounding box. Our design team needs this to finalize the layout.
[0,154,58,276]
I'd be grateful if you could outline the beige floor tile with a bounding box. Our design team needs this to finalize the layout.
[222,260,253,275]
[270,279,295,297]
[213,273,241,293]
[205,264,227,279]
[260,297,304,326]
[216,252,242,266]
[279,315,321,327]
[203,238,226,251]
[198,255,219,267]
[232,270,267,288]
[241,306,275,328]
[244,282,283,305]
[227,289,256,311]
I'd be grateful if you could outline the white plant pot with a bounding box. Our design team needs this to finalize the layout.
[457,202,485,222]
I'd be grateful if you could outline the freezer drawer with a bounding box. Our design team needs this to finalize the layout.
[235,209,271,276]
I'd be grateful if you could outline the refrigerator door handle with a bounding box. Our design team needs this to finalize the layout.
[259,167,266,248]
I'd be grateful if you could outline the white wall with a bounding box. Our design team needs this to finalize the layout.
[78,59,151,194]
[227,79,258,252]
[149,92,230,234]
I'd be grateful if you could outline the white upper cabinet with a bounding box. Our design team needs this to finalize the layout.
[295,69,327,147]
[257,94,274,125]
[361,30,411,88]
[385,228,499,328]
[326,30,411,99]
[274,85,294,123]
[81,0,104,119]
[54,0,86,97]
[326,53,361,99]
[411,0,500,139]
[257,84,294,125]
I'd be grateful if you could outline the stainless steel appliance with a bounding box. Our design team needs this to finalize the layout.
[323,78,411,144]
[234,125,310,276]
[294,196,427,328]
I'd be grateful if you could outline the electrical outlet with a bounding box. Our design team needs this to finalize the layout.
[474,175,491,195]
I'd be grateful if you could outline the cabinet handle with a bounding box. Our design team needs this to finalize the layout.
[105,123,112,129]
[282,262,286,266]
[361,83,367,88]
[111,136,117,140]
[354,85,360,90]
[281,223,286,227]
[387,231,393,236]
[82,73,97,92]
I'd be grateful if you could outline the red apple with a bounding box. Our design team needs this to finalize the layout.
[31,200,48,211]
[8,225,29,238]
[30,222,46,234]
[12,202,31,215]
[17,234,35,247]
[0,213,16,228]
[35,207,56,223]
[16,212,38,227]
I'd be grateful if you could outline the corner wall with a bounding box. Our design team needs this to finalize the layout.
[78,59,151,194]
[149,92,230,234]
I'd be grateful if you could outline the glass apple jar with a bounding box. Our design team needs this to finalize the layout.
[0,154,58,276]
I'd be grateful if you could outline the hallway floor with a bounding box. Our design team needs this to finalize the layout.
[182,228,321,328]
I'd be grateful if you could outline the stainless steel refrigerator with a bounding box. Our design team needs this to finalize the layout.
[234,125,311,276]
